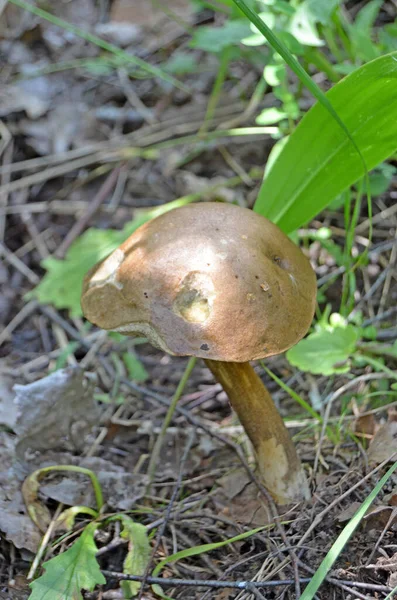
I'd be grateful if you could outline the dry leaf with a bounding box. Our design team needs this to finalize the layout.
[368,421,397,464]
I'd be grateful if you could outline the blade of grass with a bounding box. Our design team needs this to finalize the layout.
[231,0,372,243]
[9,0,188,92]
[385,584,397,600]
[300,459,397,600]
[146,357,196,494]
[259,362,322,423]
[151,525,274,599]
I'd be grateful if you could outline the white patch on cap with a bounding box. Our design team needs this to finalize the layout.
[89,249,125,290]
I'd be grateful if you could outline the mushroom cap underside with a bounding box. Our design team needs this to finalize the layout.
[81,202,317,362]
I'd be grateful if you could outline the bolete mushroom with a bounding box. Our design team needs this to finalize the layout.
[81,202,317,504]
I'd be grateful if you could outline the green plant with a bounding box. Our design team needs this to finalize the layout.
[287,310,397,379]
[300,460,397,599]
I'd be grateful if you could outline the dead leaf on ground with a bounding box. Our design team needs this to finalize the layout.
[368,421,397,464]
[337,502,397,531]
[0,84,50,119]
[0,366,18,429]
[354,413,376,437]
[213,467,272,526]
[370,552,397,588]
[13,367,99,460]
[0,434,42,553]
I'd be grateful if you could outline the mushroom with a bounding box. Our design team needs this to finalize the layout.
[81,202,317,504]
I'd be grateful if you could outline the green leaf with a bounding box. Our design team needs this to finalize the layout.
[289,0,341,47]
[263,63,286,86]
[118,516,151,598]
[347,0,383,62]
[164,53,197,75]
[254,52,397,232]
[364,163,397,196]
[122,353,149,383]
[190,20,251,52]
[286,325,360,375]
[256,107,288,124]
[28,523,105,600]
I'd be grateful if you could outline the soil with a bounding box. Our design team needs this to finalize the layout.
[0,1,397,599]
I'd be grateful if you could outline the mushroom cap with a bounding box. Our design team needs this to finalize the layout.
[81,202,316,362]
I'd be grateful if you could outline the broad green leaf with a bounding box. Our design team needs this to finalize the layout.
[30,199,193,316]
[286,325,360,375]
[254,52,397,232]
[190,20,251,52]
[28,523,105,600]
[118,516,151,598]
[122,353,149,383]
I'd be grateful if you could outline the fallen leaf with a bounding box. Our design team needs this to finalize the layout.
[368,421,397,464]
[354,413,376,437]
[13,367,99,460]
[0,507,42,553]
[214,468,272,526]
[0,84,49,119]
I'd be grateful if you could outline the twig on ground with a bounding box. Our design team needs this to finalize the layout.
[102,571,312,589]
[137,429,197,599]
[55,165,123,258]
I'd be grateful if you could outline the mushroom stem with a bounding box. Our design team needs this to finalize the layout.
[204,359,309,505]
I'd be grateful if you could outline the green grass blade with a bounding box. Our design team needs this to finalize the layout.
[151,525,273,600]
[260,362,323,423]
[254,53,396,232]
[230,0,368,172]
[152,526,268,578]
[300,460,397,600]
[9,0,188,92]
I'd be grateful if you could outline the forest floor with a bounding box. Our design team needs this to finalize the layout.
[0,1,397,599]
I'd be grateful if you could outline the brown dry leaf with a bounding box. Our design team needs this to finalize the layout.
[354,413,376,437]
[214,468,272,526]
[111,0,192,27]
[337,502,397,531]
[368,421,397,464]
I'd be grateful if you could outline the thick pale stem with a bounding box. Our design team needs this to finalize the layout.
[204,359,309,505]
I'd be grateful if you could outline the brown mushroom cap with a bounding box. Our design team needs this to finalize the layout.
[81,202,316,362]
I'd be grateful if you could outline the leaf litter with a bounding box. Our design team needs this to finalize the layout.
[1,0,397,599]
